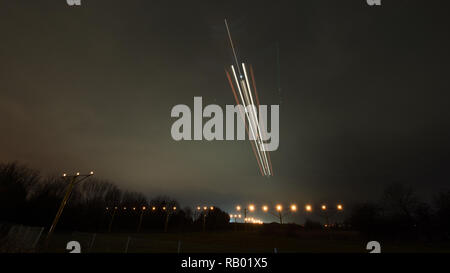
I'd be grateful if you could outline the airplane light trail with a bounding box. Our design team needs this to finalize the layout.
[224,19,273,177]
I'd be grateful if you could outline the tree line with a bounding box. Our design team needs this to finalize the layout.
[0,162,230,233]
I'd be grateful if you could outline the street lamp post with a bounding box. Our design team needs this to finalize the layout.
[107,206,118,232]
[46,171,93,243]
[137,206,147,232]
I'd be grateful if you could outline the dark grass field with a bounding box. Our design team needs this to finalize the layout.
[43,229,450,253]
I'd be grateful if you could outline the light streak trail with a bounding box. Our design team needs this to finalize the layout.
[249,65,273,176]
[231,65,268,176]
[242,63,271,176]
[224,19,273,177]
[226,69,265,176]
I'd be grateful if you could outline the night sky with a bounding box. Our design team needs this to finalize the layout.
[1,0,449,221]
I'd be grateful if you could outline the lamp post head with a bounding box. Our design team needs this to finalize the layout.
[305,205,312,212]
[276,204,283,212]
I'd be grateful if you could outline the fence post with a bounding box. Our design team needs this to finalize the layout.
[88,233,96,253]
[124,236,131,253]
[32,227,44,249]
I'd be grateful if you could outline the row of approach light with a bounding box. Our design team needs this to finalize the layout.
[236,204,343,212]
[196,206,215,211]
[244,217,263,224]
[106,206,177,211]
[62,171,94,177]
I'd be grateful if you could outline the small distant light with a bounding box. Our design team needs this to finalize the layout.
[262,205,268,212]
[162,206,166,210]
[63,173,67,177]
[197,206,201,211]
[114,206,118,210]
[290,204,297,212]
[276,204,283,212]
[90,171,94,175]
[337,204,343,211]
[142,206,146,210]
[249,204,255,212]
[321,205,327,211]
[210,206,214,210]
[106,207,109,210]
[173,206,177,210]
[132,207,136,211]
[123,207,127,210]
[203,206,207,210]
[152,206,156,211]
[305,205,312,212]
[236,205,241,211]
[238,214,241,218]
[76,172,80,176]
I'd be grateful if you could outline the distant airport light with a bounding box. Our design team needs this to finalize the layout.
[290,204,297,212]
[249,204,255,212]
[262,205,268,212]
[305,205,312,212]
[321,205,327,211]
[276,204,282,212]
[337,204,343,211]
[210,206,214,210]
[236,205,241,211]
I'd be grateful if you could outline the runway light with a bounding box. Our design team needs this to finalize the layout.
[262,205,268,212]
[337,204,343,211]
[321,205,327,211]
[290,204,297,212]
[236,205,241,211]
[249,204,255,212]
[276,204,282,212]
[305,205,312,212]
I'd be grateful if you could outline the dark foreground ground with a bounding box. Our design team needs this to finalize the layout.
[43,229,450,253]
